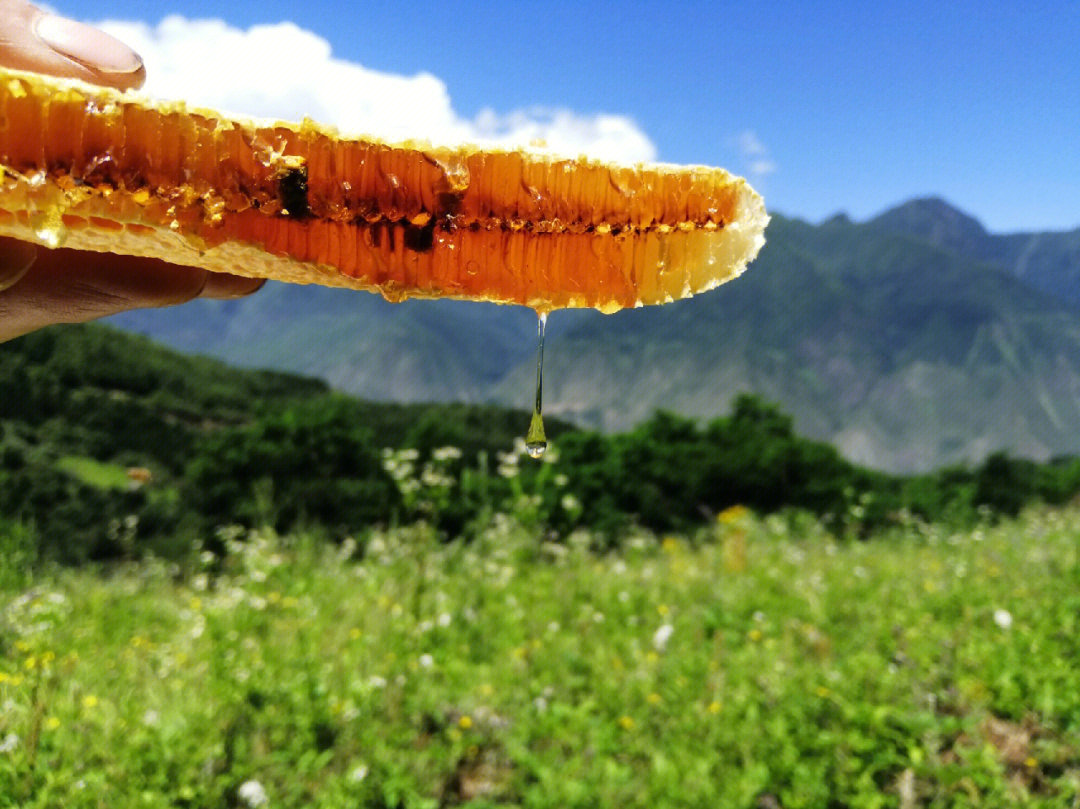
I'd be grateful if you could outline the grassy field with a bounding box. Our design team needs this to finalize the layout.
[2,508,1080,808]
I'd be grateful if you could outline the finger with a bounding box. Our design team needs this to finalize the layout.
[0,1,145,91]
[0,249,207,341]
[200,273,266,300]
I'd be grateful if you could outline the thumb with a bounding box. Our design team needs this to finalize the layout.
[0,237,37,292]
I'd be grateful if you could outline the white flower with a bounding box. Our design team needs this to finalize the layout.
[0,733,19,753]
[349,764,369,783]
[418,653,434,668]
[368,675,387,689]
[437,612,452,627]
[993,609,1013,629]
[432,446,462,462]
[653,623,674,652]
[142,709,159,727]
[533,696,548,712]
[237,779,268,807]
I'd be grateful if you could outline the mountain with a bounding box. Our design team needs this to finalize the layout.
[872,197,1080,302]
[108,199,1080,472]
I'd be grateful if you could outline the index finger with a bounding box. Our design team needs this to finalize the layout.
[0,0,145,91]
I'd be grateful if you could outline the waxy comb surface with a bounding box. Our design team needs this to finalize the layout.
[0,68,767,312]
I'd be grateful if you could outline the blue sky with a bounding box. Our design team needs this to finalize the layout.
[49,0,1080,232]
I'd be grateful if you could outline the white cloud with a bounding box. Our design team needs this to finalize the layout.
[750,159,777,177]
[95,16,657,164]
[734,129,777,180]
[737,130,768,157]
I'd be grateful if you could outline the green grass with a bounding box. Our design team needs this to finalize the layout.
[2,509,1080,807]
[55,456,135,491]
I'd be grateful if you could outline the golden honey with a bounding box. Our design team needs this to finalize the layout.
[0,69,767,312]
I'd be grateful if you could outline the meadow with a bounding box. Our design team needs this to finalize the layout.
[2,504,1079,808]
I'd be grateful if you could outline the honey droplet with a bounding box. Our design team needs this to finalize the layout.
[524,311,548,460]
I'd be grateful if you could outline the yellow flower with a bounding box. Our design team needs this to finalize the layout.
[45,716,60,730]
[618,715,636,731]
[188,596,202,611]
[1025,757,1038,769]
[40,651,55,664]
[815,686,831,698]
[23,656,37,671]
[14,640,30,653]
[458,715,473,730]
[282,596,299,608]
[656,604,670,617]
[645,651,659,664]
[718,505,749,524]
[479,683,494,697]
[349,628,363,640]
[707,700,722,714]
[661,536,682,553]
[748,629,763,642]
[82,695,99,710]
[646,693,662,705]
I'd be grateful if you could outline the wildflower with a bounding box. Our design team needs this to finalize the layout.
[349,628,362,640]
[815,686,831,698]
[993,609,1013,629]
[349,764,369,783]
[0,733,18,753]
[707,701,722,714]
[418,653,434,669]
[718,504,749,524]
[368,675,388,689]
[533,696,548,712]
[432,445,462,462]
[646,692,662,705]
[657,604,669,617]
[437,612,452,627]
[748,629,763,642]
[237,779,269,808]
[661,536,681,553]
[81,695,99,710]
[458,715,473,730]
[44,716,60,730]
[652,623,674,652]
[618,715,636,731]
[142,709,159,726]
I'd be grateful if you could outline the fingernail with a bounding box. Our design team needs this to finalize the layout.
[198,274,267,299]
[34,14,144,75]
[0,240,37,292]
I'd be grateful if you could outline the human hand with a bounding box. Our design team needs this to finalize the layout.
[0,1,264,343]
